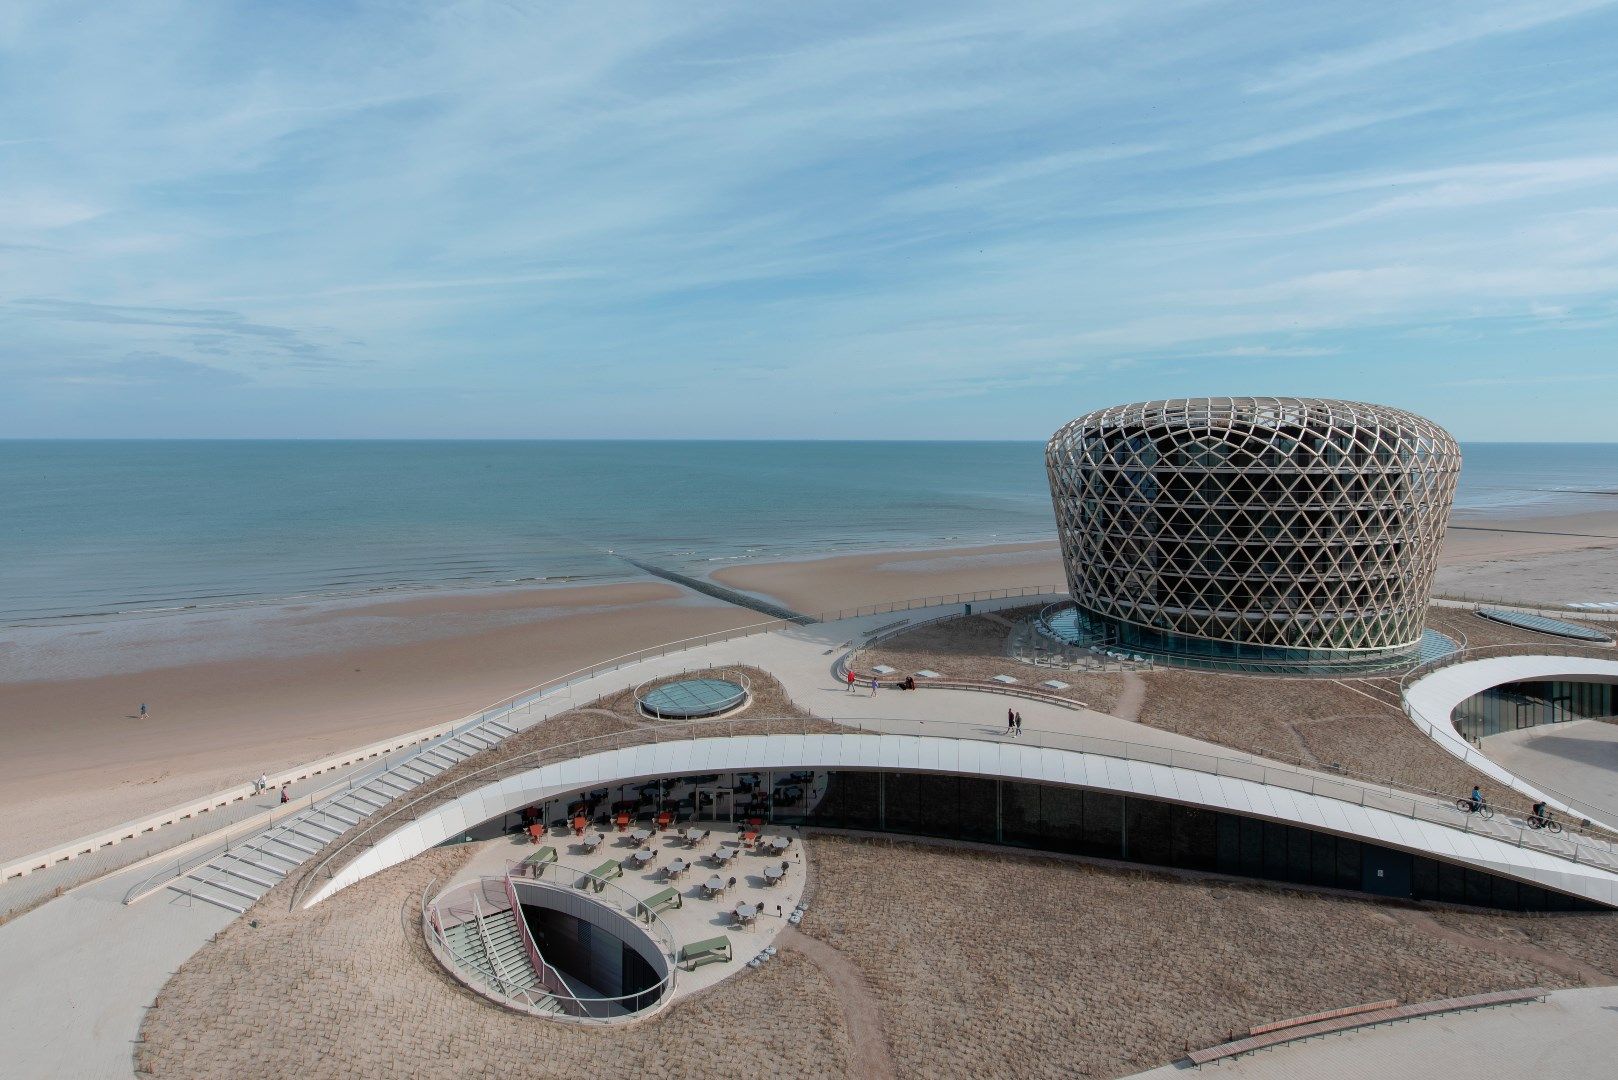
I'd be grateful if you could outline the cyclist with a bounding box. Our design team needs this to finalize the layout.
[1533,800,1548,822]
[1469,785,1484,813]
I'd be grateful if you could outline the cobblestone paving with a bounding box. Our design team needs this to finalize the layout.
[137,844,851,1079]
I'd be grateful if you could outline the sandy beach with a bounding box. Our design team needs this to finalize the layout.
[711,541,1067,615]
[8,504,1618,863]
[0,582,757,861]
[1438,508,1618,605]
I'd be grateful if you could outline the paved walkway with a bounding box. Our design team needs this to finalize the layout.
[0,861,235,1080]
[0,751,387,921]
[1483,719,1618,824]
[1123,985,1618,1079]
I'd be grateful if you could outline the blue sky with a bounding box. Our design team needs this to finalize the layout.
[2,1,1617,439]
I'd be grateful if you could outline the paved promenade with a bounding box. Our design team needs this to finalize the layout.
[1124,984,1618,1079]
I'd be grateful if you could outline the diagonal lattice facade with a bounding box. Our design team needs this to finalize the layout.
[1045,398,1460,663]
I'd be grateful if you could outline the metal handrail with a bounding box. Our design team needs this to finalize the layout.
[1400,642,1618,828]
[425,869,678,1021]
[299,712,1618,908]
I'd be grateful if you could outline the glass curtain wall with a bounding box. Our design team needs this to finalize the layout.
[1453,679,1617,741]
[519,769,1600,913]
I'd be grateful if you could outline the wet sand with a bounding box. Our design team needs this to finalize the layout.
[1438,509,1618,605]
[711,541,1066,615]
[0,583,757,861]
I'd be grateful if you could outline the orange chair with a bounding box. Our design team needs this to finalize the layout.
[572,815,587,836]
[656,810,673,831]
[526,823,544,845]
[615,812,630,832]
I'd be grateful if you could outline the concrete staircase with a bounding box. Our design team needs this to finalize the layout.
[163,714,519,913]
[442,908,561,1014]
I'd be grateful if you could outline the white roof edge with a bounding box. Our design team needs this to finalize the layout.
[306,733,1618,910]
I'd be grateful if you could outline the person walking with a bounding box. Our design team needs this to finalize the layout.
[138,703,147,719]
[256,772,268,795]
[846,669,857,693]
[1006,708,1016,735]
[1014,711,1023,737]
[869,677,878,697]
[279,784,290,805]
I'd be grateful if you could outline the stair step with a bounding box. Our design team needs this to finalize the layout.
[314,806,360,827]
[188,872,260,902]
[228,850,291,875]
[346,789,387,808]
[248,844,302,867]
[263,832,317,856]
[167,882,246,913]
[286,824,337,847]
[209,859,277,890]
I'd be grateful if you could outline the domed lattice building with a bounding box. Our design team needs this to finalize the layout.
[1045,397,1460,671]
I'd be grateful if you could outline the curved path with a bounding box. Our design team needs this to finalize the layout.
[1404,652,1618,829]
[780,927,896,1079]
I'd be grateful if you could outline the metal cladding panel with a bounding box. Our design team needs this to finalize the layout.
[1313,798,1356,837]
[435,801,469,838]
[915,737,945,774]
[952,739,994,778]
[553,756,598,792]
[624,743,662,779]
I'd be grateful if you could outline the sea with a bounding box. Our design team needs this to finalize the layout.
[4,440,1617,627]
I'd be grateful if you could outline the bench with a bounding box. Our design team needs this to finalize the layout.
[1186,988,1547,1065]
[635,886,682,921]
[581,860,622,892]
[1248,999,1396,1037]
[678,935,732,970]
[519,846,557,877]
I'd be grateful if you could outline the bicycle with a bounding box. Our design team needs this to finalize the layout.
[1525,813,1564,834]
[1453,797,1494,820]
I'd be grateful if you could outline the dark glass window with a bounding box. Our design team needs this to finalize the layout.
[1126,799,1173,865]
[959,778,998,843]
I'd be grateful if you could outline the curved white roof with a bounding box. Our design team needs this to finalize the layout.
[1404,654,1618,830]
[307,732,1618,909]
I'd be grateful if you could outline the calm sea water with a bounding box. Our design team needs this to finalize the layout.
[3,440,1616,625]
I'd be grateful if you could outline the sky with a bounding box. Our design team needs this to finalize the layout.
[2,1,1617,440]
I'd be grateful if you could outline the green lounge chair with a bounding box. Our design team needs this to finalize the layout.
[678,935,732,970]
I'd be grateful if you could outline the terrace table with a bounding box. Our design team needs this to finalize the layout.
[580,832,604,852]
[630,849,656,868]
[683,827,708,845]
[711,846,738,864]
[763,864,784,883]
[762,836,790,854]
[704,875,727,896]
[630,828,653,846]
[665,858,689,878]
[733,902,759,925]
